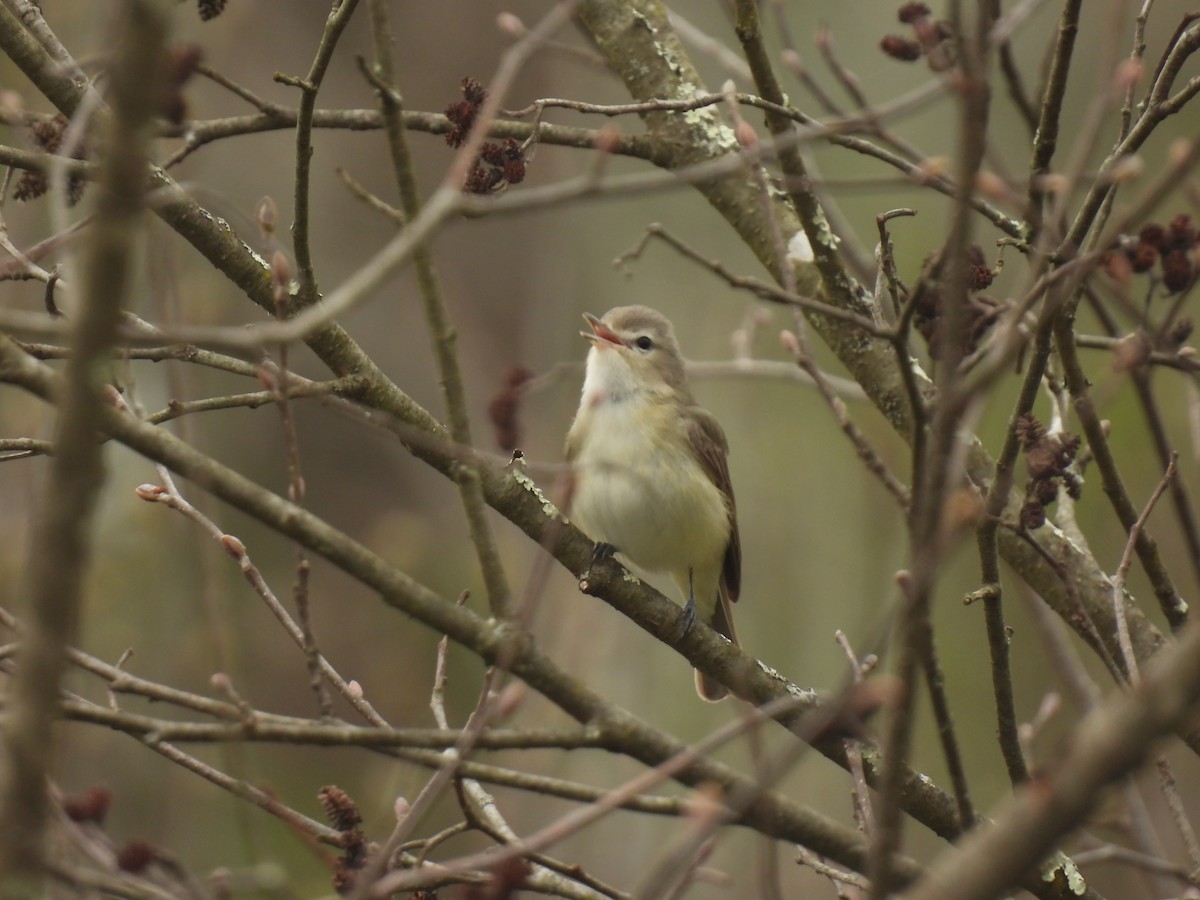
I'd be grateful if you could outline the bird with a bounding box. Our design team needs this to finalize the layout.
[564,305,741,701]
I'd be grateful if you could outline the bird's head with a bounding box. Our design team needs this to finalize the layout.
[580,305,689,400]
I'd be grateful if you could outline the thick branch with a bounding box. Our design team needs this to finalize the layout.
[905,614,1200,900]
[0,0,170,875]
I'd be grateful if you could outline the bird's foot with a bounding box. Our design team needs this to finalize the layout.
[674,595,697,642]
[590,542,617,567]
[580,542,618,592]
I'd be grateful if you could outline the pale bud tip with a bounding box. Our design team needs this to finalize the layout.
[682,781,726,828]
[734,119,758,148]
[256,196,277,234]
[1113,59,1143,91]
[1107,154,1143,183]
[135,484,165,501]
[210,672,232,692]
[593,125,622,154]
[974,170,1010,201]
[1039,692,1061,719]
[219,533,246,558]
[787,230,814,263]
[496,12,525,36]
[103,385,127,409]
[493,681,527,719]
[779,329,801,355]
[394,796,411,820]
[1036,172,1070,195]
[1169,139,1194,165]
[0,90,24,119]
[347,680,364,699]
[918,155,949,178]
[270,250,291,286]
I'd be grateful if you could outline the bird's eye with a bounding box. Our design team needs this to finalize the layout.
[635,336,653,351]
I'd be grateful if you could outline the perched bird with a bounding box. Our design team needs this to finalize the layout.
[565,305,741,701]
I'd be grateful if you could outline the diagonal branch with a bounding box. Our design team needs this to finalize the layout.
[904,613,1200,900]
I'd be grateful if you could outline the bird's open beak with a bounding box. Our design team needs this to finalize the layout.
[581,312,625,348]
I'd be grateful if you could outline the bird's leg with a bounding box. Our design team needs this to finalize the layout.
[675,567,697,641]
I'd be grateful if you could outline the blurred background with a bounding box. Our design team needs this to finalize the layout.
[2,0,1200,895]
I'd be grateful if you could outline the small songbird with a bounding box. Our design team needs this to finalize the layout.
[565,306,741,701]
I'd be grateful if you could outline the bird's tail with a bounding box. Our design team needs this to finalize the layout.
[694,589,738,702]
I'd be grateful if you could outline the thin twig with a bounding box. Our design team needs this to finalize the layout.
[364,0,522,621]
[373,691,924,895]
[1110,452,1178,681]
[283,0,361,300]
[1026,0,1083,234]
[1055,313,1188,630]
[1154,757,1200,873]
[421,594,611,900]
[59,702,601,752]
[136,474,389,727]
[780,329,910,508]
[1073,839,1198,887]
[614,223,887,336]
[834,630,876,837]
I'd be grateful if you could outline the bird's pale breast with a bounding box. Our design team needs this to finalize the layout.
[570,396,730,598]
